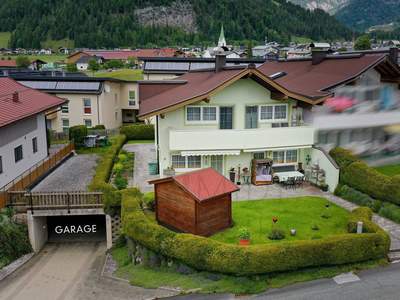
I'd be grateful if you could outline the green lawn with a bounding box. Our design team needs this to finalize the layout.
[211,197,349,245]
[112,245,386,295]
[0,32,11,48]
[126,139,154,144]
[91,69,143,81]
[374,164,400,177]
[75,136,120,155]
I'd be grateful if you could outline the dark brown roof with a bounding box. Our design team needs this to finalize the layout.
[257,54,399,98]
[138,66,316,118]
[149,168,239,202]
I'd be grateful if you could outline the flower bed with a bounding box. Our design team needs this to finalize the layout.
[122,190,390,276]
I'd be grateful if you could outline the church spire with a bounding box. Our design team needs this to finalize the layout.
[218,24,226,47]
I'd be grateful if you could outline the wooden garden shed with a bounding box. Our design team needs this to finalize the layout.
[149,168,239,236]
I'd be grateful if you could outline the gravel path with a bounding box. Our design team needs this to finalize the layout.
[123,143,158,192]
[32,154,98,192]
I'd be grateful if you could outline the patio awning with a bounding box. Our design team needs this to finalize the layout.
[385,124,400,134]
[243,145,312,152]
[181,150,241,156]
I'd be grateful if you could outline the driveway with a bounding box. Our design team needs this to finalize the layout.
[0,242,176,300]
[123,143,158,192]
[32,154,98,192]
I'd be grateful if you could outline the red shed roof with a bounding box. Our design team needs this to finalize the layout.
[0,60,17,67]
[0,78,66,128]
[149,168,239,202]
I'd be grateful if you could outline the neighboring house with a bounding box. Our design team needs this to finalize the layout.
[76,55,103,71]
[138,55,339,191]
[67,48,177,64]
[0,60,17,69]
[0,78,66,188]
[141,57,266,80]
[11,75,139,132]
[258,48,400,158]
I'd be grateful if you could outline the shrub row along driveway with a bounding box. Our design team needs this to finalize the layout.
[32,154,98,191]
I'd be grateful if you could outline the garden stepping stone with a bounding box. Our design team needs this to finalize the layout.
[333,272,360,285]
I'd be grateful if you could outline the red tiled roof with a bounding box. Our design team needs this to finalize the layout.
[0,60,17,67]
[139,68,246,117]
[0,78,66,128]
[84,48,177,60]
[151,168,239,202]
[257,54,389,98]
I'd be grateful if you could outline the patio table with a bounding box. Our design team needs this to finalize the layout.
[274,171,304,182]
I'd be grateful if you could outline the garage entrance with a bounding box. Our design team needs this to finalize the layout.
[47,215,106,243]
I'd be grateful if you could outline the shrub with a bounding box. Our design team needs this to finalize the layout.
[268,227,285,240]
[114,175,128,190]
[378,203,400,224]
[69,125,88,146]
[238,227,250,240]
[120,124,154,140]
[92,124,106,130]
[0,221,32,267]
[142,192,155,211]
[122,192,390,276]
[113,162,124,175]
[331,147,400,206]
[335,185,381,212]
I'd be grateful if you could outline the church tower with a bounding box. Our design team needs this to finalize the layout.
[217,25,227,47]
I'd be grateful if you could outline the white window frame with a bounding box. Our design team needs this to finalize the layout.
[171,154,202,171]
[272,149,298,165]
[128,90,136,106]
[61,102,69,114]
[259,104,288,123]
[32,137,38,153]
[83,98,92,115]
[62,118,69,133]
[185,106,218,124]
[84,119,92,128]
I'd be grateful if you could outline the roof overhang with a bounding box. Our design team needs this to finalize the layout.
[138,68,325,120]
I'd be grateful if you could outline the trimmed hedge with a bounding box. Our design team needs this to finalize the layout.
[329,147,400,205]
[69,125,88,145]
[120,124,154,140]
[335,185,382,213]
[88,134,127,215]
[122,190,390,276]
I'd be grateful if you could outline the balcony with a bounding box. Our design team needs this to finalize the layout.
[169,126,315,152]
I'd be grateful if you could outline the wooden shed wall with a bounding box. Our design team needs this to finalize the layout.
[155,181,196,234]
[196,194,232,236]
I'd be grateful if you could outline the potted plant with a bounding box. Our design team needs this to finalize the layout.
[238,227,251,246]
[229,167,236,183]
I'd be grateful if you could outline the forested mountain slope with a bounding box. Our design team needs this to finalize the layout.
[0,0,352,48]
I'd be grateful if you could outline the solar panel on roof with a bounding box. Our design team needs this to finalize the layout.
[55,81,100,91]
[19,81,57,90]
[145,62,190,71]
[190,62,215,70]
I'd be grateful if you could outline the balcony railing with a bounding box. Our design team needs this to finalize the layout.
[169,126,315,152]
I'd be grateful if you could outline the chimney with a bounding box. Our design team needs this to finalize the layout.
[311,49,328,65]
[12,92,19,102]
[215,54,226,72]
[389,47,399,66]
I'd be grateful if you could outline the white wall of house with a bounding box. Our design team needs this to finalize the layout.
[76,63,89,71]
[310,147,340,192]
[0,114,48,188]
[144,73,180,81]
[156,78,314,177]
[47,81,139,132]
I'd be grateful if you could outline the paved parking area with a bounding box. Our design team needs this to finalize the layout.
[32,154,98,192]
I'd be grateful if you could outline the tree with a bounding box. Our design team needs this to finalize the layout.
[66,63,78,72]
[16,56,30,68]
[247,40,253,58]
[88,59,100,72]
[354,35,371,50]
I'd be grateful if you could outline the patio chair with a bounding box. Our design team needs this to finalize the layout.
[273,175,280,184]
[295,176,304,188]
[285,177,296,190]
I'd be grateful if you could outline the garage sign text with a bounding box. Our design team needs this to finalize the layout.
[55,225,97,234]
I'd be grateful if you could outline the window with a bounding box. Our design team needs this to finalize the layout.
[272,150,298,164]
[129,90,136,100]
[61,103,69,113]
[272,151,285,164]
[114,94,118,105]
[286,150,298,163]
[0,156,3,174]
[259,104,288,122]
[171,155,186,169]
[115,111,118,120]
[14,145,23,162]
[171,155,201,169]
[253,152,265,159]
[202,107,217,121]
[186,107,201,121]
[83,98,91,114]
[186,106,218,123]
[260,106,273,120]
[187,156,201,168]
[84,119,92,128]
[62,118,69,134]
[129,100,136,106]
[32,137,38,153]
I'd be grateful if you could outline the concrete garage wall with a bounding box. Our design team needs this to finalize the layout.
[27,209,113,252]
[27,213,48,253]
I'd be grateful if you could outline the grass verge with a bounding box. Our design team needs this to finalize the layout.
[91,69,143,81]
[126,140,154,144]
[111,245,387,295]
[374,164,400,177]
